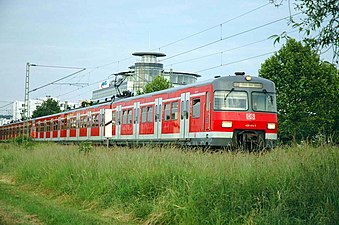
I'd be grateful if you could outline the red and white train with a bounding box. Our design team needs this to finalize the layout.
[0,73,278,149]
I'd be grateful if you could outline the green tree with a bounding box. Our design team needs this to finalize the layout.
[259,39,339,143]
[142,75,172,94]
[32,98,61,118]
[272,0,338,60]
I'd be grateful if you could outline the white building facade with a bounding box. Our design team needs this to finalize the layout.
[12,97,79,121]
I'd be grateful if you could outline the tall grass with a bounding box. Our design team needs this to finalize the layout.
[0,143,338,224]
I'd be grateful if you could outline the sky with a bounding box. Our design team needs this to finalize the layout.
[0,0,335,115]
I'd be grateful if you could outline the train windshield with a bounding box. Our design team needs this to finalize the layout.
[252,92,276,112]
[214,91,248,111]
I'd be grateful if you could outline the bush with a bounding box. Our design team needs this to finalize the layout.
[11,135,35,149]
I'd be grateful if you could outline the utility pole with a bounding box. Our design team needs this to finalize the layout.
[23,62,31,120]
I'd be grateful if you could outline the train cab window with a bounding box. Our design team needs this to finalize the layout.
[141,107,147,123]
[164,103,171,121]
[171,101,178,120]
[214,91,248,111]
[192,98,201,118]
[252,92,276,112]
[147,106,153,122]
[127,109,132,124]
[122,110,128,124]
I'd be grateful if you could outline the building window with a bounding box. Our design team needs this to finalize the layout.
[192,98,200,118]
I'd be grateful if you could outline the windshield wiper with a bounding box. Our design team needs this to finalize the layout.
[224,88,234,100]
[263,89,273,103]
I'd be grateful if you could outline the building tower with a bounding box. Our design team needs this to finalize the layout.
[132,52,166,93]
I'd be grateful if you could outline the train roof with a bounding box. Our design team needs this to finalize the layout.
[0,74,275,127]
[114,74,275,104]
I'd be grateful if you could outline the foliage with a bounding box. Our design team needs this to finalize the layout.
[11,135,35,149]
[259,39,339,143]
[141,75,172,94]
[32,98,61,118]
[78,141,93,154]
[0,143,338,224]
[271,0,338,60]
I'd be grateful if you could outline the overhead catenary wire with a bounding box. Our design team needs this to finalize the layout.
[154,2,271,51]
[57,15,298,100]
[29,68,86,93]
[0,102,13,110]
[161,12,301,62]
[51,2,276,100]
[166,29,299,67]
[195,51,276,73]
[32,3,293,102]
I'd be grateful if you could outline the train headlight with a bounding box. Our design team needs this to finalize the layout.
[245,75,252,81]
[222,121,232,128]
[267,123,276,130]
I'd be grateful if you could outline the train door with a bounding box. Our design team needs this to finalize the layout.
[104,109,112,138]
[31,120,36,139]
[87,111,91,140]
[76,113,80,141]
[100,109,105,139]
[204,92,211,131]
[44,120,47,140]
[58,117,61,141]
[37,121,40,139]
[154,98,162,139]
[133,102,140,140]
[66,115,70,141]
[180,92,190,139]
[115,105,122,140]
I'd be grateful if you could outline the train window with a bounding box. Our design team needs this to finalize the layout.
[214,91,248,111]
[147,106,153,122]
[112,111,116,126]
[127,109,132,124]
[46,122,50,132]
[80,116,87,128]
[54,121,58,130]
[252,92,276,112]
[164,103,171,121]
[206,92,210,111]
[92,114,99,127]
[63,119,67,130]
[171,102,178,120]
[192,98,201,118]
[123,110,128,124]
[84,116,87,128]
[71,118,77,129]
[141,107,147,123]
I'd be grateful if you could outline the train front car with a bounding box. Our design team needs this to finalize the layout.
[211,73,277,149]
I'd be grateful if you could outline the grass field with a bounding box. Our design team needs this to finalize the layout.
[0,142,338,224]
